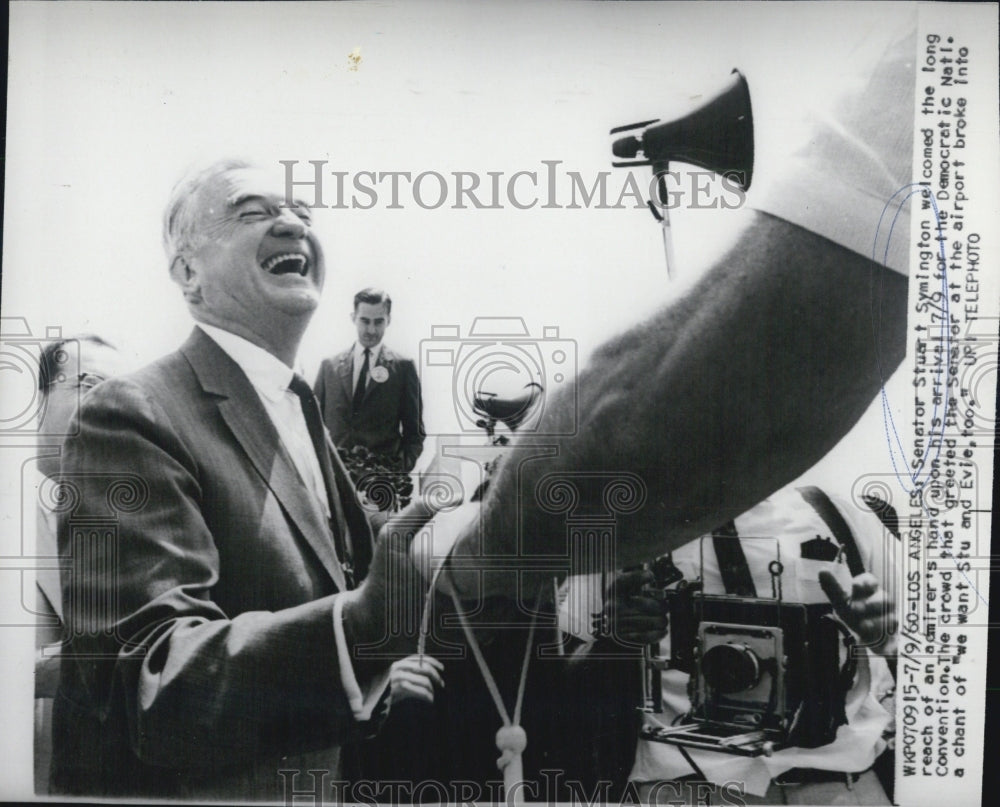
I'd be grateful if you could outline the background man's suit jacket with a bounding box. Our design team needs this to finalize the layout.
[314,345,425,472]
[51,328,375,801]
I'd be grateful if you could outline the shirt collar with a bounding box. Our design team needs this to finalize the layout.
[353,341,384,365]
[197,323,297,403]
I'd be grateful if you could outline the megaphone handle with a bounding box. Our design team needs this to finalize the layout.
[648,162,677,280]
[660,206,677,281]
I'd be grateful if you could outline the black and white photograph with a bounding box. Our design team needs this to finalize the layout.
[1,2,996,805]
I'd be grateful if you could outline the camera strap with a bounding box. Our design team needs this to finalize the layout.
[861,494,902,540]
[447,587,540,805]
[710,521,757,597]
[796,488,865,703]
[796,487,866,577]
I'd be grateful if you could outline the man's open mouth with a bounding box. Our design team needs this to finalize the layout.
[262,253,310,277]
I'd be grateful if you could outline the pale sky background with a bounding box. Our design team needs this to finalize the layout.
[4,2,995,800]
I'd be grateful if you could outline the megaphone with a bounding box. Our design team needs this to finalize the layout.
[608,69,754,279]
[610,69,754,189]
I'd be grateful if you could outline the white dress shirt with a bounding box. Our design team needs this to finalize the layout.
[197,324,330,518]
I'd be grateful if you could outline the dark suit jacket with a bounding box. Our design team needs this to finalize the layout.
[314,345,425,472]
[51,328,375,801]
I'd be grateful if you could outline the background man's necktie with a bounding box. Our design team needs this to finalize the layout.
[289,373,356,589]
[352,348,370,414]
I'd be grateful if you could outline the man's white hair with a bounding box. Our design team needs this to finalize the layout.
[161,158,253,265]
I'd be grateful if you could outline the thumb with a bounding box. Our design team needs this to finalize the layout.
[819,570,850,617]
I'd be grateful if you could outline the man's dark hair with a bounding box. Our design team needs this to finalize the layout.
[38,334,116,395]
[353,288,392,315]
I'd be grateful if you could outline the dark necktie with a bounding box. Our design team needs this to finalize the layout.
[288,373,355,589]
[352,348,370,414]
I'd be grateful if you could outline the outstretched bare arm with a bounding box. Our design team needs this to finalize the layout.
[439,211,907,595]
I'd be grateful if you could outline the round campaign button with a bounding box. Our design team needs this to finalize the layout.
[370,366,389,383]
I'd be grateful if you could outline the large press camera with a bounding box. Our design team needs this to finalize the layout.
[639,547,856,757]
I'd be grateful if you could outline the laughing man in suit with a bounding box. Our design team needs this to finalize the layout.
[50,160,438,800]
[314,288,425,473]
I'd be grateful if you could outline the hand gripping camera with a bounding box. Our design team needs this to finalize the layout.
[640,544,856,757]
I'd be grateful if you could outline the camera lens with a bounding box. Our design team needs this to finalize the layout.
[701,643,761,694]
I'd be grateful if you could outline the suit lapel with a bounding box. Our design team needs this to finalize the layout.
[337,351,353,401]
[181,329,347,592]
